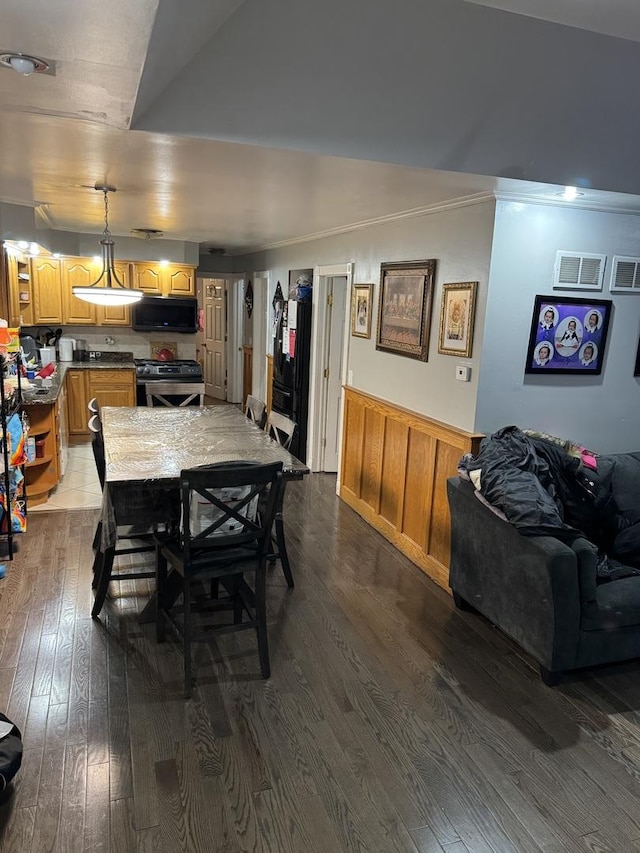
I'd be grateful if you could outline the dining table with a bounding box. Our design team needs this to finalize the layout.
[95,404,309,620]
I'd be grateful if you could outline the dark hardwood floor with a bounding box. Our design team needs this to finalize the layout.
[2,474,640,852]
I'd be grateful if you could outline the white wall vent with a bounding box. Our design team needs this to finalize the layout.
[553,251,606,291]
[610,256,640,293]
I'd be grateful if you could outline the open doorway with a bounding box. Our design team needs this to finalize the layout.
[308,263,352,474]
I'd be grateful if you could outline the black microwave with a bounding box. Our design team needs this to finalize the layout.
[131,296,198,333]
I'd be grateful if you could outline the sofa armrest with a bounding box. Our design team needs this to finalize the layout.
[447,477,581,672]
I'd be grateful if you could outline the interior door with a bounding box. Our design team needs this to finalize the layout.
[203,278,227,400]
[321,276,347,472]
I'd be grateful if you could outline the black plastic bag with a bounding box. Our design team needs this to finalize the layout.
[0,712,23,793]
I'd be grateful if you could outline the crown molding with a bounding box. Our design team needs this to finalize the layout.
[494,190,640,217]
[234,192,496,255]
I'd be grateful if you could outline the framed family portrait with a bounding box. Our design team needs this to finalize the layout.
[376,259,436,360]
[525,294,612,375]
[438,281,477,357]
[351,283,373,338]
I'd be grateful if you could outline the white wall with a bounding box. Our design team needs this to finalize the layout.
[236,199,496,431]
[476,200,640,453]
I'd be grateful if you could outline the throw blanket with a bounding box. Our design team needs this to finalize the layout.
[459,426,640,571]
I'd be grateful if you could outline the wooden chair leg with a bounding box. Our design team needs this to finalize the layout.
[91,546,102,589]
[255,562,270,679]
[156,547,167,644]
[91,547,115,618]
[183,580,193,699]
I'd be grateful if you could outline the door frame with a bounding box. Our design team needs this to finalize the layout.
[308,262,352,479]
[251,270,270,405]
[227,274,245,404]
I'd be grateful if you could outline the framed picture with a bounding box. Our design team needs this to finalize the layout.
[438,281,478,357]
[288,268,313,300]
[351,283,373,338]
[525,294,612,375]
[376,259,436,360]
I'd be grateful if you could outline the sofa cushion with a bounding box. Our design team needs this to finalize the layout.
[597,452,640,516]
[581,576,640,631]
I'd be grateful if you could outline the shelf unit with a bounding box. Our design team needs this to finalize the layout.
[0,352,26,560]
[22,404,59,506]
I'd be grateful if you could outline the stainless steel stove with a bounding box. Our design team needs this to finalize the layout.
[134,358,203,381]
[134,358,204,405]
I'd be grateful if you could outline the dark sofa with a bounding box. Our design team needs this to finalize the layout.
[447,449,640,685]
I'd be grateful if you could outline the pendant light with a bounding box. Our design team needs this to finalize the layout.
[72,184,144,306]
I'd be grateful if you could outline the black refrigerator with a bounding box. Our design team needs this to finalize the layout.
[272,283,313,463]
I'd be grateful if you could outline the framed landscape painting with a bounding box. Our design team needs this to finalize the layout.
[376,259,436,361]
[525,294,612,375]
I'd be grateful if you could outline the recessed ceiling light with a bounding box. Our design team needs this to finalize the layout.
[17,240,29,250]
[0,52,51,76]
[29,242,40,255]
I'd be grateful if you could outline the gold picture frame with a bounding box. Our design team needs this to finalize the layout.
[376,259,436,360]
[351,283,373,338]
[438,281,478,358]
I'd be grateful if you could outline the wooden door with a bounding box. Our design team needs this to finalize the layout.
[31,257,63,324]
[165,265,195,296]
[65,369,90,435]
[203,279,226,400]
[97,262,132,326]
[89,369,135,408]
[132,263,163,294]
[61,258,98,324]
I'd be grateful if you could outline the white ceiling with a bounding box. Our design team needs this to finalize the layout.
[2,0,640,255]
[465,0,640,43]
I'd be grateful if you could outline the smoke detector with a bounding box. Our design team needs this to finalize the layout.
[131,228,164,240]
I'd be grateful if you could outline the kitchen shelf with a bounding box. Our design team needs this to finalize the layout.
[26,454,54,468]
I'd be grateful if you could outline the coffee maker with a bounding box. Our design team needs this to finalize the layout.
[73,339,89,361]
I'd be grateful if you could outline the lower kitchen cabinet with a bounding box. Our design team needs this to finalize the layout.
[24,400,64,506]
[66,368,136,437]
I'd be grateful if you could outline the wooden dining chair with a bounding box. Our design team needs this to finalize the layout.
[90,414,178,617]
[264,411,297,588]
[145,381,205,407]
[156,460,283,697]
[244,395,266,428]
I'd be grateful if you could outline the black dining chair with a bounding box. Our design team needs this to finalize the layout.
[264,411,297,588]
[244,395,266,428]
[90,414,178,617]
[155,460,283,697]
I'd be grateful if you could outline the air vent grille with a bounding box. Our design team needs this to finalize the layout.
[610,256,640,293]
[553,251,606,291]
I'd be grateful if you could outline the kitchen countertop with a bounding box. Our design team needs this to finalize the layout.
[21,357,136,406]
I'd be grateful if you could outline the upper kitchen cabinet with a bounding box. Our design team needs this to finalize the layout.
[132,262,195,297]
[96,262,132,326]
[61,258,98,324]
[5,249,33,326]
[32,257,63,324]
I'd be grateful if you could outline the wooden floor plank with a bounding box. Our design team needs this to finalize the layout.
[2,476,640,853]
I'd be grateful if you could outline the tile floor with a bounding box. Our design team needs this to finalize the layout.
[29,441,102,512]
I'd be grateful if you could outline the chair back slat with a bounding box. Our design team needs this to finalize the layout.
[244,395,266,428]
[180,460,283,563]
[266,411,296,451]
[88,413,105,489]
[145,382,205,407]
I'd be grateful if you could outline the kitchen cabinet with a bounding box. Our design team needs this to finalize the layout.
[66,368,135,436]
[60,258,132,326]
[132,262,195,296]
[24,401,61,506]
[5,249,33,327]
[31,257,63,324]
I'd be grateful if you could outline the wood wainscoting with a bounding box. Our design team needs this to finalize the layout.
[339,387,482,590]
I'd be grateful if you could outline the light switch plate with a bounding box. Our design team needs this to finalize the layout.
[456,365,471,382]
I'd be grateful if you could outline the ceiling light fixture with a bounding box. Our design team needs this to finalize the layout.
[72,184,144,307]
[0,52,50,76]
[560,186,584,201]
